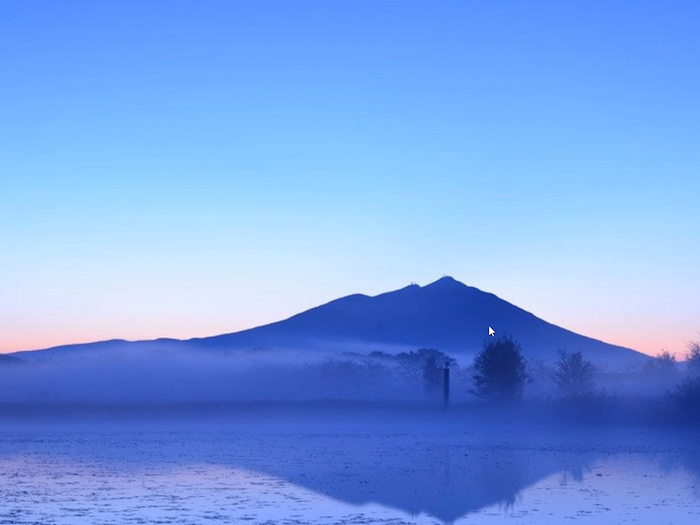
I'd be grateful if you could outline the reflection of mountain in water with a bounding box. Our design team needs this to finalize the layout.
[211,423,700,522]
[228,431,601,522]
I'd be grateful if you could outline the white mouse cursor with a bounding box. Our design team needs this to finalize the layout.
[488,326,495,337]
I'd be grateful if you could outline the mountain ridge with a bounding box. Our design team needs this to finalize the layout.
[11,277,647,366]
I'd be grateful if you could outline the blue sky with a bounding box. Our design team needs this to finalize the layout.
[1,1,698,355]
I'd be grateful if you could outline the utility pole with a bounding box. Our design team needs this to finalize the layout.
[443,361,450,407]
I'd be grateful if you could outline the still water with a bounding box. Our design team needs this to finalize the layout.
[0,421,698,524]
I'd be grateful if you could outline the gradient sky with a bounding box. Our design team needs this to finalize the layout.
[1,1,699,356]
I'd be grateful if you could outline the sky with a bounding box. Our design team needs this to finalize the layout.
[1,1,698,356]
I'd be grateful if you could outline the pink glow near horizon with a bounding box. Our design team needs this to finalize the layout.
[1,317,694,360]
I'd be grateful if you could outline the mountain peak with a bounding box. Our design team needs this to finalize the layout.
[423,276,465,288]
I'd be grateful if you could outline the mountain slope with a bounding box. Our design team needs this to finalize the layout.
[13,277,646,365]
[184,276,644,364]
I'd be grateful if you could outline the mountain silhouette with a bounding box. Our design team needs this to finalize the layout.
[14,277,646,365]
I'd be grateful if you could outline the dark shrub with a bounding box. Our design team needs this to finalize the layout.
[472,335,528,403]
[670,377,700,419]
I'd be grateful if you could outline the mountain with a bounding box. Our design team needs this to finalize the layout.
[13,277,646,366]
[188,276,644,364]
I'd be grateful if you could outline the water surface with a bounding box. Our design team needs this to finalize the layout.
[0,420,698,524]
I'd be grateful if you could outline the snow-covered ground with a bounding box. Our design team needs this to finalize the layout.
[0,414,698,524]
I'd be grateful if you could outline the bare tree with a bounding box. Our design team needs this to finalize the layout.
[644,350,678,377]
[687,341,700,378]
[552,350,595,399]
[394,349,454,393]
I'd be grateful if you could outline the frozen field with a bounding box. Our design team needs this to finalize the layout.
[0,412,699,524]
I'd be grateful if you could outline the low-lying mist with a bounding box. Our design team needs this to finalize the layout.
[0,348,451,404]
[2,344,699,427]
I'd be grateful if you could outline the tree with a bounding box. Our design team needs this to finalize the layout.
[552,350,595,399]
[395,348,454,393]
[687,341,700,378]
[644,350,678,378]
[472,335,528,403]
